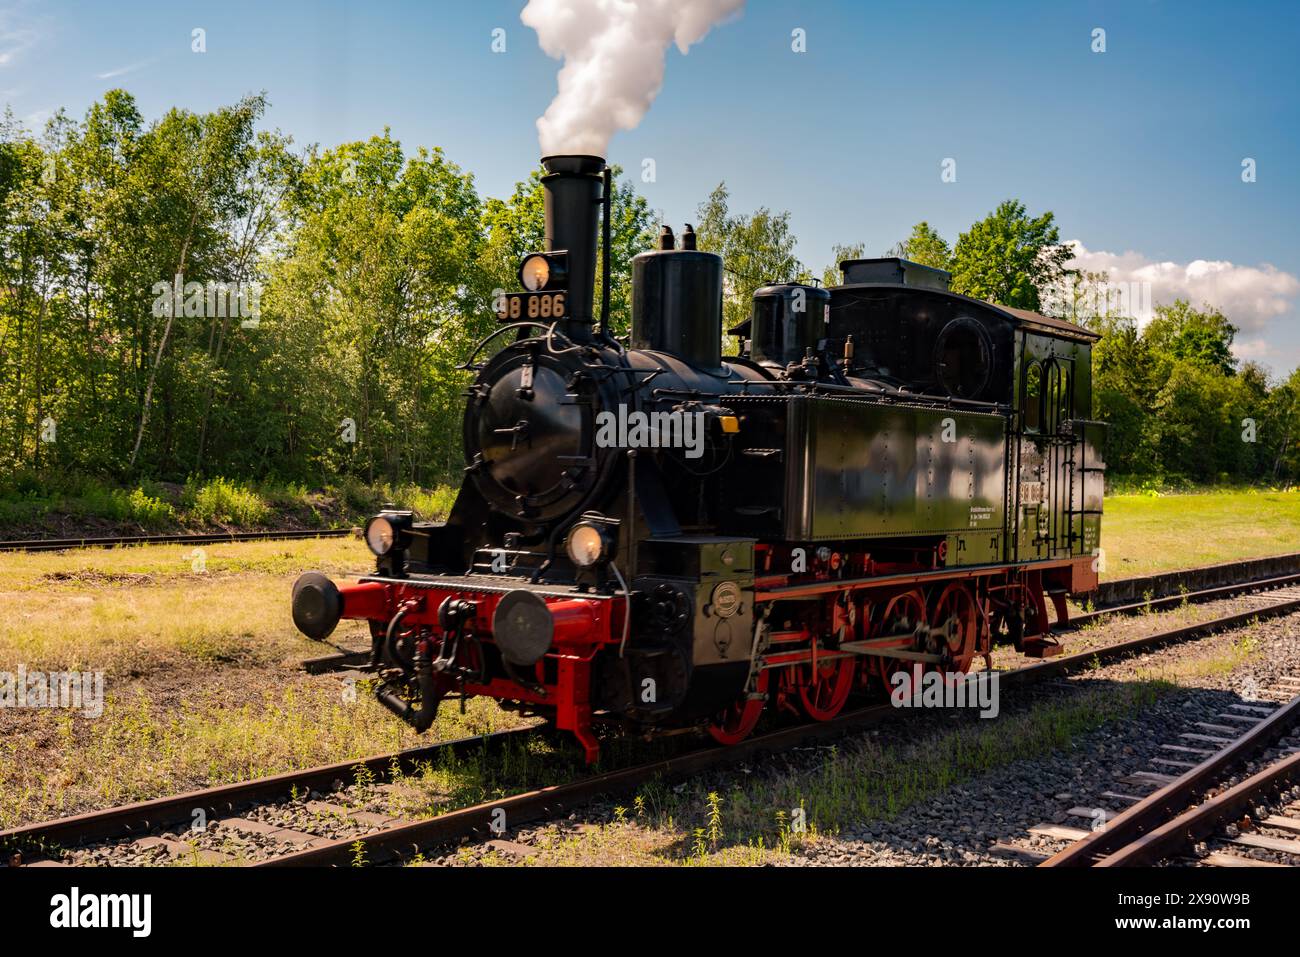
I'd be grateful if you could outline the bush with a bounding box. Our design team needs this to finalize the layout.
[182,477,271,526]
[393,484,457,521]
[125,487,176,527]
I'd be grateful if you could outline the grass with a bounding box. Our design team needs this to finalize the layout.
[1100,488,1300,578]
[0,471,459,538]
[0,535,539,829]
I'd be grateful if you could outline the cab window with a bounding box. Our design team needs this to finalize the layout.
[1022,360,1042,433]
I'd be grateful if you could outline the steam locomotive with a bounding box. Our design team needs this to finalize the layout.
[291,154,1106,762]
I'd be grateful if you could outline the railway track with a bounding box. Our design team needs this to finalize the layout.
[1033,678,1300,868]
[9,577,1300,868]
[1068,570,1300,630]
[0,528,354,553]
[0,726,539,867]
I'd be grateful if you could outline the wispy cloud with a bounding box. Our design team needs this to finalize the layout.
[0,14,38,67]
[1064,240,1300,335]
[96,59,154,81]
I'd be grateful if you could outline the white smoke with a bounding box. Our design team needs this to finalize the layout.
[521,0,745,157]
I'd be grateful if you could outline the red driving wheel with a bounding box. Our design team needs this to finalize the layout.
[871,589,928,692]
[707,670,769,745]
[797,643,856,721]
[928,582,979,679]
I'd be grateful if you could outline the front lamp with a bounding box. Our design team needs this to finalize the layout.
[364,516,397,556]
[520,254,551,292]
[565,522,608,567]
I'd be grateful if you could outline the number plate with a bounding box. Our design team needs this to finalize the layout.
[497,291,567,323]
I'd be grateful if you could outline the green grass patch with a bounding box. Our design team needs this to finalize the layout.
[1101,488,1300,577]
[0,470,459,537]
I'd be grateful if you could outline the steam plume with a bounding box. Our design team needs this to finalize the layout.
[521,0,745,157]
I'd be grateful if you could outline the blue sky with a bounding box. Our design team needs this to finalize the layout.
[5,0,1299,372]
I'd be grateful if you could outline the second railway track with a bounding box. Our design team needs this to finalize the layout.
[1039,678,1300,868]
[0,528,355,552]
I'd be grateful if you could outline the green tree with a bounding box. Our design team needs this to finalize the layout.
[266,133,490,483]
[897,221,952,270]
[821,242,864,288]
[1143,299,1237,377]
[696,182,804,342]
[949,200,1073,311]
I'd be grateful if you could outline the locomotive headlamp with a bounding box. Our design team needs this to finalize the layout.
[565,522,607,567]
[364,516,397,556]
[517,251,567,292]
[520,254,550,291]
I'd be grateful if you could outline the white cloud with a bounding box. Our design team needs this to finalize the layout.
[1064,240,1300,334]
[96,59,152,80]
[0,9,39,67]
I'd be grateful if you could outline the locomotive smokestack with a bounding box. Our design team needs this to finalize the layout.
[541,154,605,341]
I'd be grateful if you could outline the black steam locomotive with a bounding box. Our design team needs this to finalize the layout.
[291,154,1105,762]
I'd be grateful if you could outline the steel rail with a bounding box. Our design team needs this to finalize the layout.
[262,593,1300,866]
[0,528,354,552]
[1041,691,1300,867]
[1096,749,1300,867]
[1068,569,1300,629]
[0,727,538,857]
[13,592,1297,866]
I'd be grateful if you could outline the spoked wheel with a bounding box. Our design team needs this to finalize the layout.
[871,589,928,692]
[928,582,979,678]
[797,645,856,721]
[707,670,769,746]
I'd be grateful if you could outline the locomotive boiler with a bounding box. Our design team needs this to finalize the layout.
[291,154,1106,762]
